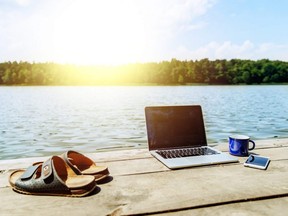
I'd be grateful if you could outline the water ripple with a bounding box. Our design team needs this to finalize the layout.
[0,85,288,160]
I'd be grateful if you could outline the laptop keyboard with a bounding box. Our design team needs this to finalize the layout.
[156,147,219,159]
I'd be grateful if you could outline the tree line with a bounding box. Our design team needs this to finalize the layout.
[0,58,287,85]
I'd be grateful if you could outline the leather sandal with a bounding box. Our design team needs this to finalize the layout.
[61,150,110,182]
[9,156,96,197]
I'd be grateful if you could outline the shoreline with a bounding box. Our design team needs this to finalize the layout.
[1,136,288,162]
[1,83,288,87]
[1,137,288,171]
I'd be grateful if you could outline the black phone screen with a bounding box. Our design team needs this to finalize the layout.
[245,155,270,169]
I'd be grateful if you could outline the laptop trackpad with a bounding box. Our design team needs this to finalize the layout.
[186,156,212,164]
[165,157,210,169]
[165,158,192,168]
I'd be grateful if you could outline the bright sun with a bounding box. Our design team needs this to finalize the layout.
[52,1,155,65]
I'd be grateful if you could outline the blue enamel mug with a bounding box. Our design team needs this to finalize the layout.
[229,135,255,156]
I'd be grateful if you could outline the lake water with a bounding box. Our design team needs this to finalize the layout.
[1,85,288,160]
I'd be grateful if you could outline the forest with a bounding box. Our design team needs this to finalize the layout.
[0,58,287,85]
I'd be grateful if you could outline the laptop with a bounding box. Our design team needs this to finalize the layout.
[145,105,238,169]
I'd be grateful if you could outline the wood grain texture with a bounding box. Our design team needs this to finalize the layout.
[0,138,287,216]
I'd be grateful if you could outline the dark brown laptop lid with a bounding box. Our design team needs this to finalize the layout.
[145,105,207,151]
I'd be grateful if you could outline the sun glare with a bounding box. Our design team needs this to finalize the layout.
[52,1,152,65]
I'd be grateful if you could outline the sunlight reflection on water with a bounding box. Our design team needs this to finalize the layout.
[0,85,288,159]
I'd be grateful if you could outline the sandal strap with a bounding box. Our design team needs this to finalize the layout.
[42,157,53,181]
[20,164,41,180]
[61,151,82,175]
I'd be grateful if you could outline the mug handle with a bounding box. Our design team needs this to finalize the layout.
[248,140,255,150]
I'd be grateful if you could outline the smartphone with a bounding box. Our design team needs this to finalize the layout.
[244,155,270,170]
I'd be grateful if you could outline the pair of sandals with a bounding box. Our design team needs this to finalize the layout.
[9,150,110,197]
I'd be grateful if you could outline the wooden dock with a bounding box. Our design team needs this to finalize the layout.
[0,138,288,216]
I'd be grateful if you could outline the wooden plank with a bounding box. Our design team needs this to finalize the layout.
[0,140,287,215]
[0,148,151,171]
[1,138,287,171]
[0,187,113,216]
[157,197,288,216]
[117,160,288,215]
[0,154,287,215]
[101,145,288,176]
[1,145,287,188]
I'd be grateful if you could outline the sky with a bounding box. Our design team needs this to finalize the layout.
[1,0,288,65]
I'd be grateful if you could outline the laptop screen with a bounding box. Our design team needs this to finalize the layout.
[145,105,207,150]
